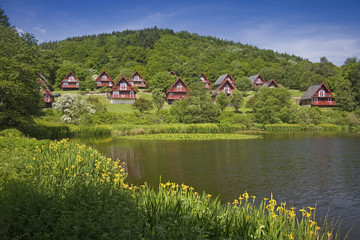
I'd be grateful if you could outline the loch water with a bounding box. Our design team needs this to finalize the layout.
[78,132,360,239]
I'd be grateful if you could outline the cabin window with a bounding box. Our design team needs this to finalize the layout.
[130,91,134,97]
[76,83,79,86]
[113,91,119,95]
[69,76,74,80]
[120,82,127,89]
[102,75,107,79]
[134,75,139,81]
[177,84,183,90]
[318,90,325,97]
[109,82,112,86]
[63,83,68,86]
[97,81,101,84]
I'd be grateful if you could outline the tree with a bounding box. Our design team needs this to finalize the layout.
[252,87,294,124]
[152,88,165,111]
[170,82,220,123]
[235,76,252,93]
[0,8,11,27]
[150,71,177,92]
[53,94,96,124]
[230,89,244,113]
[132,98,153,112]
[0,25,42,128]
[216,92,229,111]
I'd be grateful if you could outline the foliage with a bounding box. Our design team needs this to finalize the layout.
[216,92,229,111]
[121,133,259,140]
[170,82,221,123]
[53,94,96,124]
[253,87,295,124]
[0,25,42,129]
[150,71,177,91]
[132,98,153,112]
[235,76,252,92]
[151,88,165,111]
[0,7,11,27]
[230,89,244,113]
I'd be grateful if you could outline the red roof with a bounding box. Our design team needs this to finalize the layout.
[96,70,113,82]
[110,76,137,92]
[212,79,235,96]
[200,72,211,83]
[129,70,146,82]
[61,71,79,83]
[166,77,189,94]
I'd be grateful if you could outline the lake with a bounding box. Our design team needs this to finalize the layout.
[78,132,360,239]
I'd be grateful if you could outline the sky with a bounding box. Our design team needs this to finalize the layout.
[2,0,360,66]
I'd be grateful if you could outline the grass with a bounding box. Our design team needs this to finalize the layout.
[119,133,261,140]
[0,135,343,239]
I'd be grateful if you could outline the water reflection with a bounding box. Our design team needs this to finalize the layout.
[76,133,360,239]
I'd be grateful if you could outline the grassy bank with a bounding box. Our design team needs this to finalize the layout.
[0,134,342,239]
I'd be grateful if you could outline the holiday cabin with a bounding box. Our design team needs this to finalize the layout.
[249,74,265,87]
[166,77,189,104]
[200,72,211,90]
[212,79,235,98]
[42,88,54,107]
[110,76,137,104]
[61,71,79,90]
[213,73,235,88]
[300,83,336,107]
[262,79,279,88]
[96,71,114,88]
[169,70,177,76]
[128,71,146,88]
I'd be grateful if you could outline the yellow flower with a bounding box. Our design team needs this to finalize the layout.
[242,191,249,199]
[206,194,212,198]
[307,207,315,211]
[233,199,239,205]
[287,233,294,240]
[327,232,332,238]
[315,226,320,231]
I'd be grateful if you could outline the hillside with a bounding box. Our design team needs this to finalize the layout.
[40,27,341,90]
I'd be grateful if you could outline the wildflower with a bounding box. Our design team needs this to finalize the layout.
[206,194,212,198]
[233,199,239,205]
[251,195,256,200]
[307,207,315,211]
[287,233,294,240]
[32,157,36,161]
[242,191,249,199]
[264,198,269,201]
[327,232,332,238]
[315,226,321,231]
[189,187,194,191]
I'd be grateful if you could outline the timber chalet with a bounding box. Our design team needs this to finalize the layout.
[213,73,235,88]
[128,71,146,88]
[166,77,189,104]
[61,71,79,90]
[212,78,235,98]
[37,72,55,107]
[96,71,114,88]
[109,76,137,104]
[249,74,265,87]
[200,72,211,90]
[300,83,336,107]
[262,79,279,88]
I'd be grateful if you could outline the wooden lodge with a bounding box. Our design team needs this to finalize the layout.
[200,72,211,90]
[109,76,137,104]
[128,71,146,88]
[96,71,114,88]
[212,79,235,98]
[262,79,279,88]
[61,71,79,90]
[42,88,55,107]
[300,83,336,107]
[249,74,265,87]
[166,77,189,104]
[213,73,235,88]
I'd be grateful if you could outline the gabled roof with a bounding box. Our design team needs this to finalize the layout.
[43,88,54,97]
[96,70,113,81]
[214,73,234,86]
[300,83,333,100]
[61,71,79,82]
[169,70,177,76]
[37,72,51,87]
[262,79,279,88]
[129,70,146,82]
[212,79,235,96]
[166,77,189,94]
[200,72,210,83]
[110,76,137,92]
[249,74,265,84]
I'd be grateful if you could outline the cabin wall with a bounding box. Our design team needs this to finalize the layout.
[111,99,135,104]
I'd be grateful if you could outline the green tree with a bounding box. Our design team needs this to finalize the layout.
[0,8,11,27]
[216,92,229,111]
[230,89,244,113]
[0,25,42,128]
[235,76,252,93]
[150,71,177,92]
[170,82,220,123]
[152,88,165,111]
[252,87,294,124]
[132,98,153,112]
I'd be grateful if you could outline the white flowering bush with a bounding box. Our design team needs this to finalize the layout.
[53,94,96,124]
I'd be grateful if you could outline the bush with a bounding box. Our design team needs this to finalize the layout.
[0,128,25,137]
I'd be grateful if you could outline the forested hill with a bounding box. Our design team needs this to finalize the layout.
[40,27,342,91]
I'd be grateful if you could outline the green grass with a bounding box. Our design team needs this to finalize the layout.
[0,135,343,239]
[289,89,305,97]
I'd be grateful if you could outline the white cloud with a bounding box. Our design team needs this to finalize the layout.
[231,21,360,66]
[15,27,23,34]
[34,26,47,34]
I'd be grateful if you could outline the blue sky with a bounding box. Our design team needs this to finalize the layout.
[2,0,360,66]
